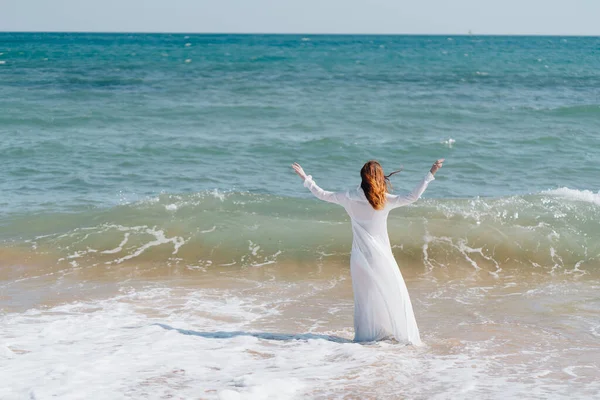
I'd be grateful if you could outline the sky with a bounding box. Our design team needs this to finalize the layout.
[1,0,599,35]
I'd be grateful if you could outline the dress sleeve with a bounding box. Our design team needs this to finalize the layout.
[303,175,346,206]
[387,172,435,209]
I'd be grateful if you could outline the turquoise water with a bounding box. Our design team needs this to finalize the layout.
[1,33,599,271]
[3,34,600,399]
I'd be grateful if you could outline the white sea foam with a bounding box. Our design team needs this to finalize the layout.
[248,240,260,256]
[201,225,217,233]
[442,138,456,147]
[2,284,598,399]
[49,224,187,266]
[109,227,185,264]
[101,233,131,254]
[544,187,600,206]
[210,189,226,201]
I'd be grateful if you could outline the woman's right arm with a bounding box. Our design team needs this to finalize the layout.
[292,163,345,205]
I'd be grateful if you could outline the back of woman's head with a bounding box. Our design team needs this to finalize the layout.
[360,160,388,210]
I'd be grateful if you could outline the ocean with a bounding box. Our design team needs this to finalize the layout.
[1,33,600,399]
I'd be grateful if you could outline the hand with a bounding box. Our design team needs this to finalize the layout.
[292,163,308,181]
[430,159,444,175]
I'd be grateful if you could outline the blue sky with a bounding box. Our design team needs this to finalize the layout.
[1,0,599,35]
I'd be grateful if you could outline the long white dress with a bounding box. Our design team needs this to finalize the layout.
[303,171,435,344]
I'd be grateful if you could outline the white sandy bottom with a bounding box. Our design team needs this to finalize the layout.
[2,282,600,400]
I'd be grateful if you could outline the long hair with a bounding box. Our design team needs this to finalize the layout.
[360,160,402,210]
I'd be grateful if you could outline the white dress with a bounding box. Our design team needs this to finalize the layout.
[303,171,435,344]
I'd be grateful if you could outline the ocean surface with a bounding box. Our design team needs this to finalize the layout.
[1,33,600,399]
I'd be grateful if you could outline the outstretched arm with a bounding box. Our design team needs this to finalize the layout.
[388,159,444,208]
[292,163,345,205]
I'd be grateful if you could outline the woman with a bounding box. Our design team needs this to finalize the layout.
[292,159,443,344]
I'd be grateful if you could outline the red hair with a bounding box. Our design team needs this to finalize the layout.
[360,161,402,210]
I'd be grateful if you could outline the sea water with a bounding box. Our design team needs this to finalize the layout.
[1,33,600,399]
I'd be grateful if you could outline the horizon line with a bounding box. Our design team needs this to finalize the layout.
[1,30,599,38]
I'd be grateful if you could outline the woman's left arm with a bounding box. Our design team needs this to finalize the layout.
[388,159,443,208]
